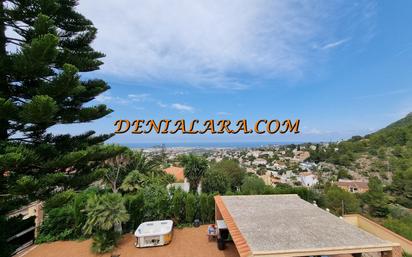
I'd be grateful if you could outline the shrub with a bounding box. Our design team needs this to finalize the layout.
[384,216,412,241]
[170,188,186,224]
[206,194,215,223]
[324,186,360,215]
[241,176,266,195]
[142,184,169,221]
[91,230,121,254]
[43,190,76,212]
[185,193,196,224]
[124,192,144,232]
[201,169,230,194]
[83,193,129,253]
[199,193,208,223]
[36,205,76,243]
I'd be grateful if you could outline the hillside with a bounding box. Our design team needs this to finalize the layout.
[365,112,412,147]
[308,113,412,207]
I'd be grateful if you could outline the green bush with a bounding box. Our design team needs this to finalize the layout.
[206,194,215,223]
[241,176,266,195]
[384,216,412,241]
[324,186,360,215]
[142,184,169,221]
[170,188,186,224]
[43,190,76,212]
[83,193,129,253]
[124,192,144,232]
[199,193,208,223]
[201,169,230,194]
[185,193,196,224]
[91,230,121,254]
[36,205,76,243]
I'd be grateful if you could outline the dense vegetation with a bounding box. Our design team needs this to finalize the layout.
[307,113,412,241]
[0,0,126,211]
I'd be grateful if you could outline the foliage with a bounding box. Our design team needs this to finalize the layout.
[206,194,216,223]
[201,168,230,194]
[266,184,325,207]
[126,150,161,176]
[185,193,197,224]
[0,0,127,199]
[241,175,266,195]
[180,154,208,193]
[123,192,144,233]
[324,186,360,215]
[36,205,76,243]
[142,184,170,221]
[384,215,412,241]
[0,215,13,257]
[361,177,389,217]
[210,159,246,191]
[121,170,173,192]
[391,167,412,208]
[37,189,96,243]
[170,188,186,224]
[83,193,129,253]
[199,193,209,223]
[90,230,121,254]
[43,189,76,212]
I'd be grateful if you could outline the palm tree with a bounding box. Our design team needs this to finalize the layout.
[120,170,147,192]
[126,150,160,176]
[179,154,208,193]
[83,193,129,236]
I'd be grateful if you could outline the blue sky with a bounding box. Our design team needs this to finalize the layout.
[50,1,412,144]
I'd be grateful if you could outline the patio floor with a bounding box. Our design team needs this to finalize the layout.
[17,225,240,257]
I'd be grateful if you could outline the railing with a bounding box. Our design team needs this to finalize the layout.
[343,214,412,254]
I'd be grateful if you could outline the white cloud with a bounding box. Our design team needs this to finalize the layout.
[94,94,112,103]
[128,93,150,102]
[171,103,195,112]
[319,38,351,50]
[157,101,168,108]
[77,0,339,89]
[95,93,129,105]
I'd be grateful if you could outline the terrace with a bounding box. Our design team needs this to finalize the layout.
[17,225,239,257]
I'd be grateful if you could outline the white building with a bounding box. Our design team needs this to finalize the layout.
[299,172,318,187]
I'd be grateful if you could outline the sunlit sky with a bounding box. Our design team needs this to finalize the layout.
[50,0,412,144]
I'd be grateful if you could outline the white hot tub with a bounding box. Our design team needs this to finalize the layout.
[134,220,173,248]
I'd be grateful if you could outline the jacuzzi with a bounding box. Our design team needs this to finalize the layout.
[134,220,173,248]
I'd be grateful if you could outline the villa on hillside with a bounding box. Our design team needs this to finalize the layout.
[336,179,369,193]
[299,172,318,187]
[214,194,402,257]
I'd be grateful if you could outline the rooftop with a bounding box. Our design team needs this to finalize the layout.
[164,166,185,182]
[337,179,369,189]
[217,194,395,256]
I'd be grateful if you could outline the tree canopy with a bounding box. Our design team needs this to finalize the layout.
[0,0,125,203]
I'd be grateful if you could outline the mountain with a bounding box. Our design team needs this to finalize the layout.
[365,113,412,147]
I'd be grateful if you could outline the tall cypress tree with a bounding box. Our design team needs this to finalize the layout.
[0,0,125,202]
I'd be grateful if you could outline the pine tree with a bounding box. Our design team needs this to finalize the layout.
[0,0,125,202]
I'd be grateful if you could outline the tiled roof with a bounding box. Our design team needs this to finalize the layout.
[336,180,369,189]
[214,195,252,257]
[164,166,185,182]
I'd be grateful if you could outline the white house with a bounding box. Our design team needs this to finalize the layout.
[299,172,318,187]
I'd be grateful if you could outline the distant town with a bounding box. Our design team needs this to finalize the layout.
[142,143,368,193]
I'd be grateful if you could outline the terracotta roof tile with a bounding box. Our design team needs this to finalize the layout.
[164,166,185,182]
[215,195,252,257]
